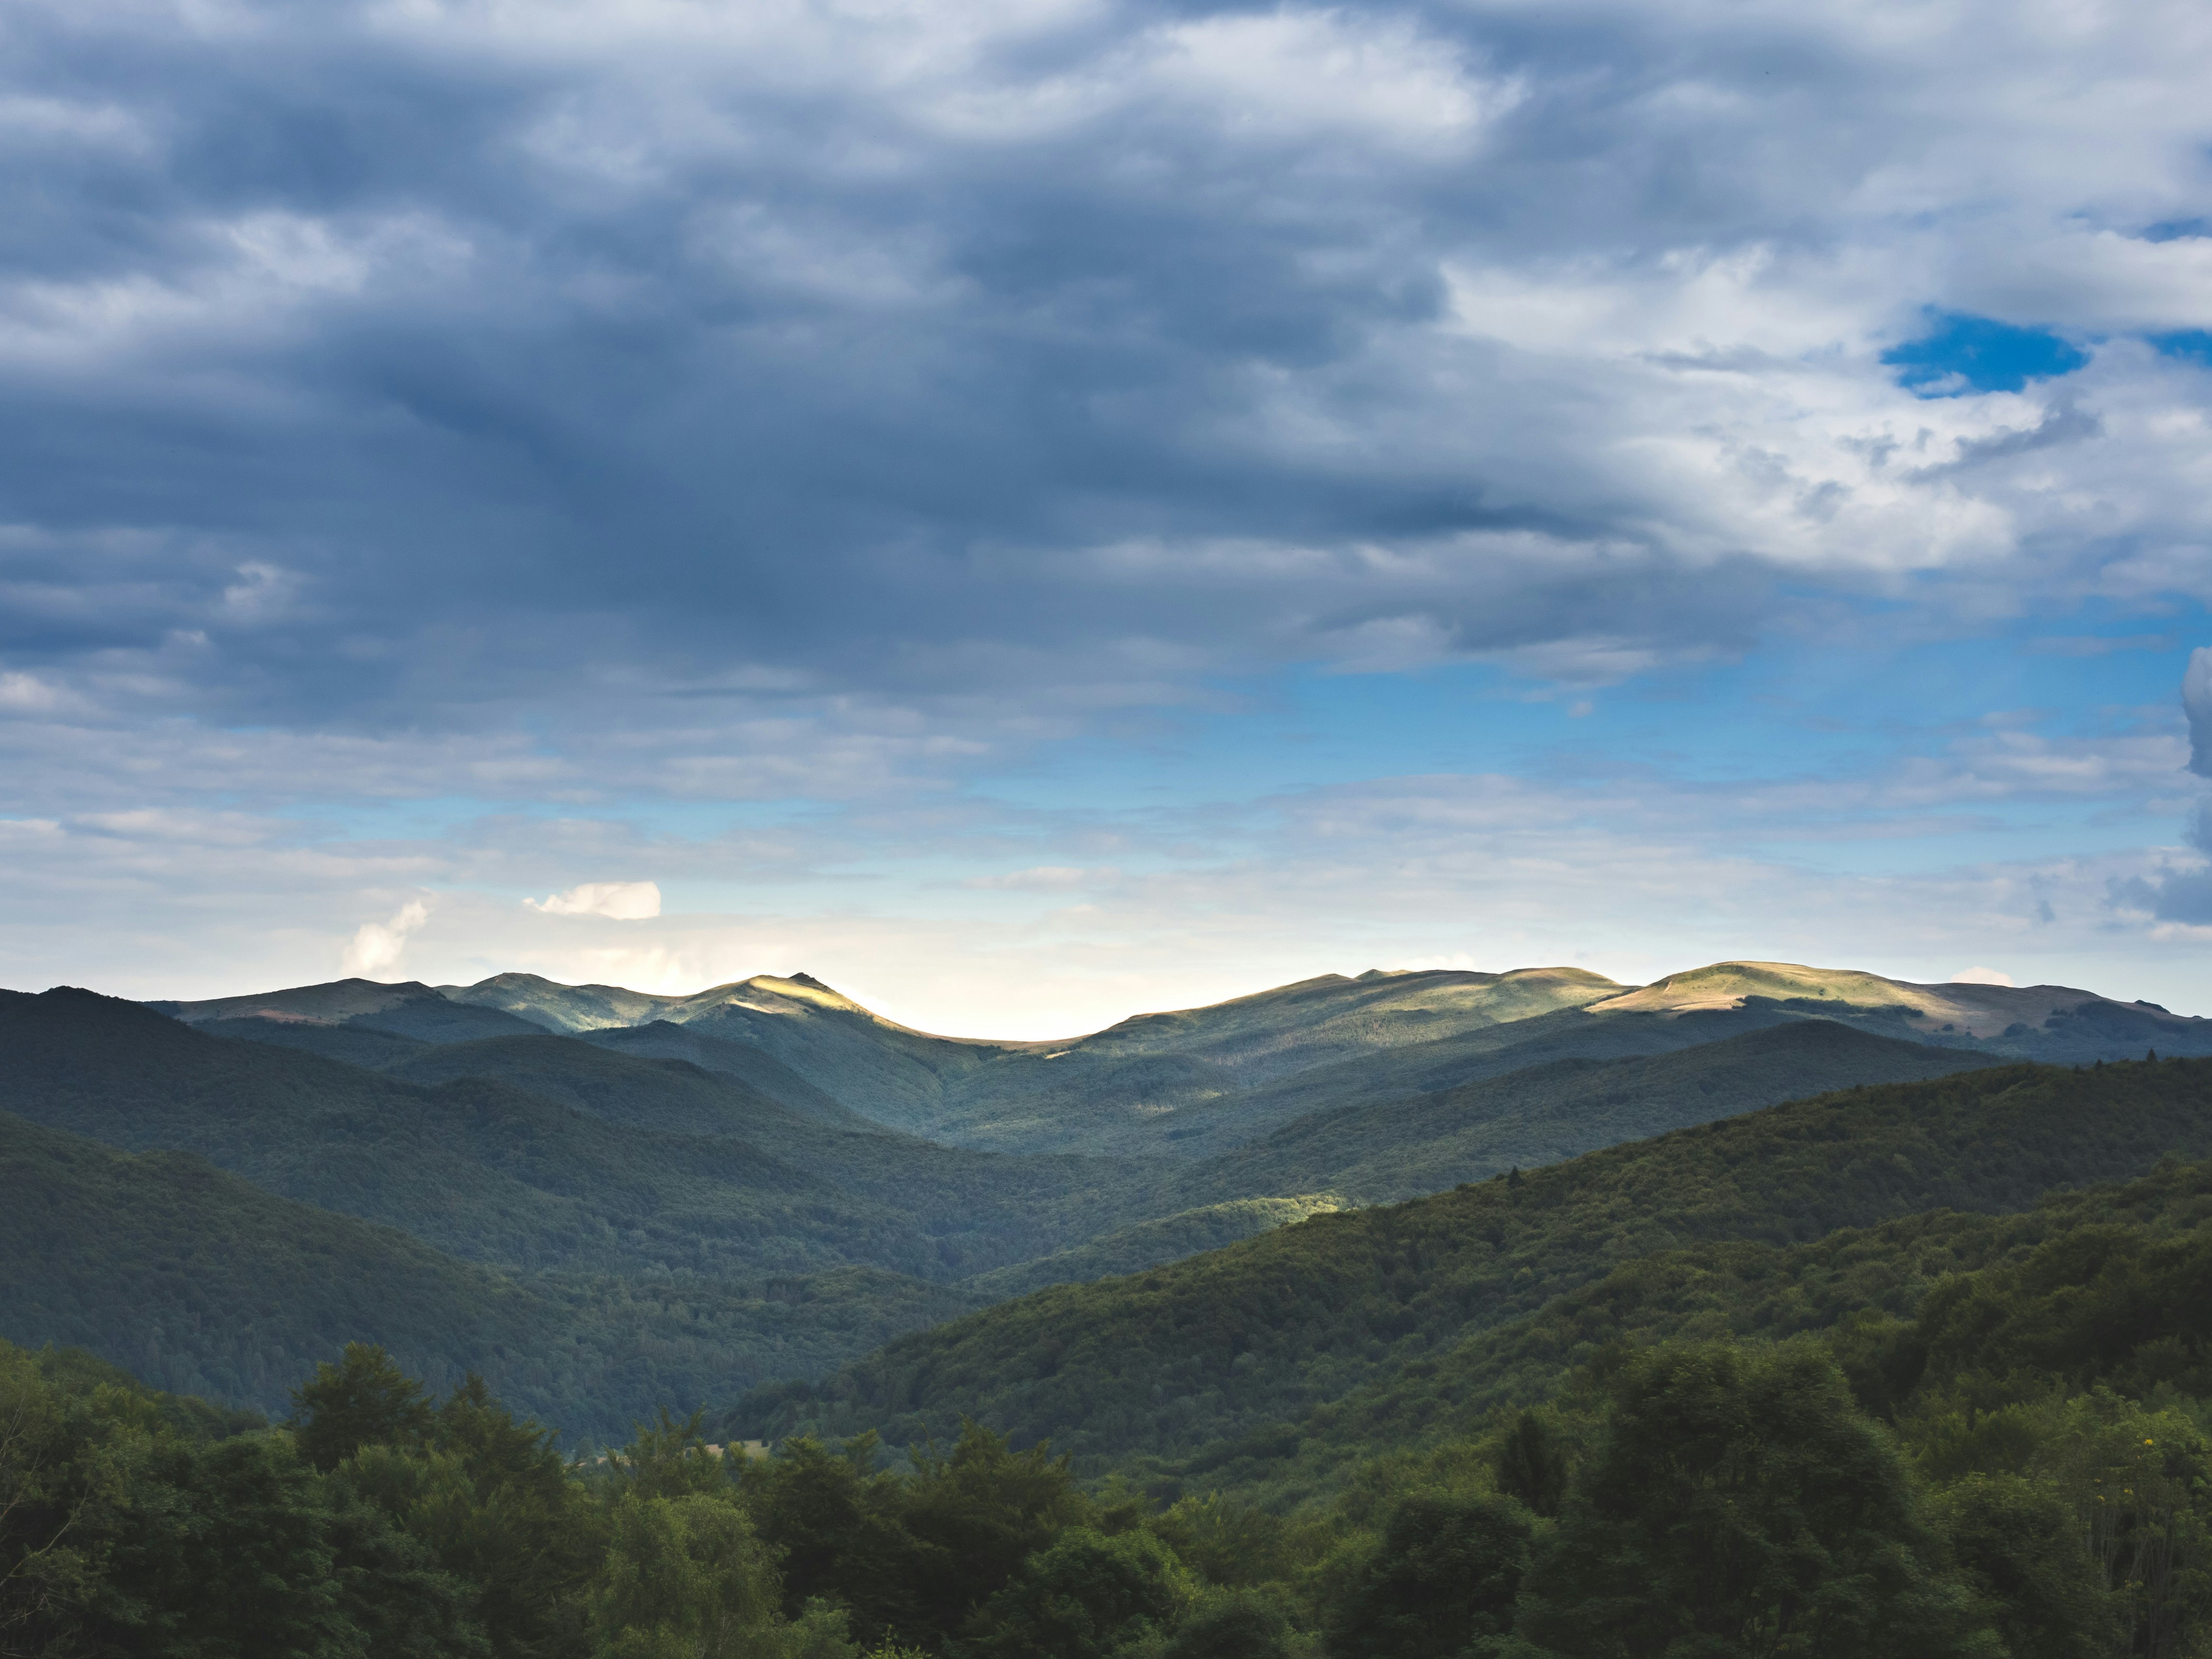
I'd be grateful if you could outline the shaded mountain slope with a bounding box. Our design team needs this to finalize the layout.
[1169,1020,2002,1209]
[198,1014,434,1069]
[451,970,1026,1131]
[903,967,1626,1152]
[378,1032,841,1142]
[370,1027,1177,1253]
[964,1197,1342,1302]
[577,1021,872,1127]
[150,976,447,1024]
[1129,1003,1808,1157]
[726,1057,2212,1466]
[153,977,545,1043]
[0,989,1145,1282]
[0,1106,975,1443]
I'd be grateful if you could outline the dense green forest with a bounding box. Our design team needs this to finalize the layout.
[10,1136,2210,1655]
[12,964,2212,1656]
[729,1058,2212,1468]
[1158,1021,2001,1209]
[0,1106,977,1442]
[0,990,1162,1284]
[0,980,2047,1430]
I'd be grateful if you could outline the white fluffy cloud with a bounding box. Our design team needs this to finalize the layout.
[340,899,430,979]
[526,881,663,920]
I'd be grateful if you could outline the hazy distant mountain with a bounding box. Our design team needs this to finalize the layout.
[157,958,2212,1156]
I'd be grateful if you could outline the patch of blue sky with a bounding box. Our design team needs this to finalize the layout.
[993,629,2187,802]
[2150,330,2212,365]
[252,605,2203,901]
[1883,311,2088,396]
[965,617,2199,902]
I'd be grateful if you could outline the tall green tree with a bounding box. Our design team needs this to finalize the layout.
[1323,1491,1532,1659]
[1519,1342,1998,1659]
[740,1433,932,1642]
[0,1347,109,1657]
[1162,1588,1296,1659]
[1926,1474,2105,1659]
[961,1527,1192,1659]
[96,1433,353,1659]
[290,1344,436,1473]
[898,1424,1091,1644]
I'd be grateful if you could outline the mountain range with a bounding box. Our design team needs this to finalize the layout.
[1,957,2203,1439]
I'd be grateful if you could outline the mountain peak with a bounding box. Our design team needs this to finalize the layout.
[151,978,442,1026]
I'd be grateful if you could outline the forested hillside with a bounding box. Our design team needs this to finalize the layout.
[0,988,1159,1281]
[0,1107,978,1441]
[12,960,2212,1509]
[731,1058,2212,1468]
[1236,1146,2212,1511]
[11,1130,2211,1656]
[1165,1020,2002,1207]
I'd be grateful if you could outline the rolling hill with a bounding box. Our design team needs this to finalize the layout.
[14,956,2212,1440]
[0,987,1157,1283]
[162,958,2212,1158]
[0,1105,976,1443]
[1165,1020,2005,1209]
[726,1056,2212,1470]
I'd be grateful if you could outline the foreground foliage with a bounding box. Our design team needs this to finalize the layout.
[11,1129,2212,1655]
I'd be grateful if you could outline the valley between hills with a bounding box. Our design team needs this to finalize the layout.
[0,956,2202,1439]
[8,956,2212,1655]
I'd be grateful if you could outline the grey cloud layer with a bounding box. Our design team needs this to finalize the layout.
[5,0,2212,768]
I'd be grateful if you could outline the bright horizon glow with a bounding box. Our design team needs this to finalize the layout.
[129,945,2185,1046]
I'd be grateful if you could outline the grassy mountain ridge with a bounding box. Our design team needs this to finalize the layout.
[150,958,2212,1157]
[1072,966,1626,1081]
[726,1057,2212,1468]
[449,970,1030,1133]
[896,967,1627,1152]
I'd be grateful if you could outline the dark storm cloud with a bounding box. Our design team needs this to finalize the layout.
[2,0,2210,764]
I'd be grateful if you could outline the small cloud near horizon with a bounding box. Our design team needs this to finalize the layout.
[341,900,430,979]
[526,882,664,921]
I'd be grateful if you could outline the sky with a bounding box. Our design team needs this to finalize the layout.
[4,0,2212,1037]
